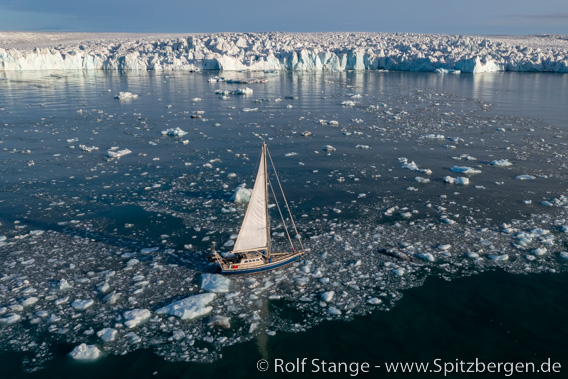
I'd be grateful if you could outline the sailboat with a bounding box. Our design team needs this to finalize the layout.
[209,143,305,274]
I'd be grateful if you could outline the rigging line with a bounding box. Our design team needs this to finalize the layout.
[266,147,305,251]
[267,176,296,251]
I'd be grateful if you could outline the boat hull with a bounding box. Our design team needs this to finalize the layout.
[219,252,303,275]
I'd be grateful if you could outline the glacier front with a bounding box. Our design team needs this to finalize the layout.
[0,32,567,73]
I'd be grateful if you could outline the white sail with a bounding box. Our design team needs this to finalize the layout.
[233,146,268,252]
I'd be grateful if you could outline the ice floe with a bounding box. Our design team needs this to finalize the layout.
[449,166,481,175]
[156,293,216,320]
[200,274,231,293]
[231,184,252,203]
[114,92,138,100]
[69,344,101,361]
[161,127,188,137]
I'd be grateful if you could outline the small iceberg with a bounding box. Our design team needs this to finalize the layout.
[231,184,252,203]
[156,293,216,320]
[321,291,335,303]
[444,176,469,185]
[69,343,101,361]
[123,309,151,328]
[71,299,94,311]
[515,175,536,180]
[107,148,132,159]
[490,159,513,167]
[416,252,435,262]
[230,87,254,95]
[114,91,138,100]
[450,166,481,175]
[201,274,232,293]
[161,127,188,137]
[97,328,117,342]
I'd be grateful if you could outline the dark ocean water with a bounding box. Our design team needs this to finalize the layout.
[4,270,567,378]
[0,70,567,378]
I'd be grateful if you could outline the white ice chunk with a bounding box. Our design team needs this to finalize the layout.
[420,134,445,140]
[115,92,138,100]
[450,166,481,175]
[367,298,383,305]
[69,343,101,361]
[71,299,94,311]
[490,159,513,167]
[123,309,151,328]
[57,279,72,290]
[201,274,232,293]
[415,177,430,183]
[106,148,132,159]
[156,293,216,320]
[416,253,435,262]
[530,247,547,256]
[488,254,509,261]
[161,127,188,137]
[321,291,335,303]
[208,315,231,329]
[515,175,536,180]
[0,314,21,324]
[327,306,342,315]
[231,184,252,203]
[97,328,117,342]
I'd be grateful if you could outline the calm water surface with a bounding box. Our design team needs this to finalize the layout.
[0,70,566,377]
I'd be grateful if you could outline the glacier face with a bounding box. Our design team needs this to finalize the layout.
[0,32,567,73]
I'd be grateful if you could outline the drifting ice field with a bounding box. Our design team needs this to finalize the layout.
[0,69,567,370]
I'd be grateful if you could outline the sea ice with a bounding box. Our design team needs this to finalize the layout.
[201,274,231,293]
[114,92,138,100]
[321,291,335,303]
[0,314,21,324]
[161,127,188,137]
[123,309,151,328]
[366,298,383,305]
[416,253,435,262]
[231,184,252,203]
[450,166,481,175]
[97,328,117,342]
[327,307,342,315]
[208,315,231,329]
[420,134,445,140]
[515,175,536,180]
[229,87,253,95]
[530,248,547,256]
[490,159,513,167]
[488,254,509,261]
[156,293,216,320]
[71,299,94,311]
[69,343,101,361]
[106,148,132,159]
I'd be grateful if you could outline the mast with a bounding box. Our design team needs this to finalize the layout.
[263,143,271,258]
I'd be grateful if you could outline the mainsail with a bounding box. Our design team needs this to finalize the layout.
[232,145,269,252]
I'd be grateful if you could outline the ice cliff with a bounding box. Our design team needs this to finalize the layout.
[1,32,567,73]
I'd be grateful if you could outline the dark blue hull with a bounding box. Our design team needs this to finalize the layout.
[220,253,301,275]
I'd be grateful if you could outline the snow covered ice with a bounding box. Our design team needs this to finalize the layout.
[69,344,101,361]
[1,32,567,73]
[200,274,231,293]
[156,293,216,320]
